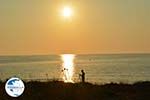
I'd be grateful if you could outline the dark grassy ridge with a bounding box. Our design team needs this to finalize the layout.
[0,81,150,100]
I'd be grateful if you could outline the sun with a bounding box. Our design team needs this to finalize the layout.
[62,6,72,18]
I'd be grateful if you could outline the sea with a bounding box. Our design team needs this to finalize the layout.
[0,54,150,84]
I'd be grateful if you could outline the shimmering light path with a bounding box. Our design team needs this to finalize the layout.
[61,54,75,82]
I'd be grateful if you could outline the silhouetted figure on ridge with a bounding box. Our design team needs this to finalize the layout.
[79,69,85,83]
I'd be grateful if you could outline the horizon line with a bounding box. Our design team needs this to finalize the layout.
[0,52,150,56]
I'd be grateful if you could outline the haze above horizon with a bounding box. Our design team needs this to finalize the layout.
[0,0,150,55]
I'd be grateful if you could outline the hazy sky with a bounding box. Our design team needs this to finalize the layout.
[0,0,150,55]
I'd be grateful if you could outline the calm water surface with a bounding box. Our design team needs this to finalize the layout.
[0,54,150,83]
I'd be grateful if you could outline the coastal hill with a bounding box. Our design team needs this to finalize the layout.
[0,81,150,100]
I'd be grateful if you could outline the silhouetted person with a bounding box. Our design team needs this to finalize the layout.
[79,69,85,83]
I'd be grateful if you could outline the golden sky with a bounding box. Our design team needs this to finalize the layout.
[0,0,150,55]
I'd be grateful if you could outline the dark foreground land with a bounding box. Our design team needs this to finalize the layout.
[0,81,150,100]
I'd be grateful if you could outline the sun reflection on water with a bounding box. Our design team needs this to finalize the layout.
[61,54,75,82]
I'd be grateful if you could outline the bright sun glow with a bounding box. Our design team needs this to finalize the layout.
[61,54,75,82]
[62,6,72,18]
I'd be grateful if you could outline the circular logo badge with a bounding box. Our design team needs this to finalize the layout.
[5,77,25,97]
